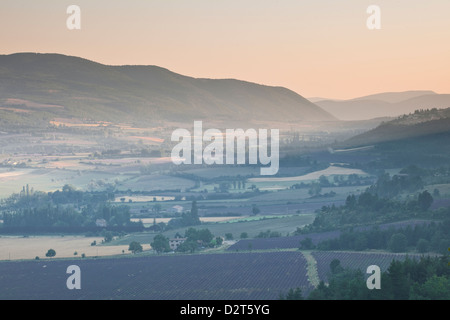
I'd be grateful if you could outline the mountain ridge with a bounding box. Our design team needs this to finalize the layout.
[350,90,437,103]
[0,53,335,125]
[344,107,450,146]
[315,91,450,121]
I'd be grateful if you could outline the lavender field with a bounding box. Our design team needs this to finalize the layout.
[227,231,341,251]
[0,251,312,300]
[312,251,428,283]
[227,219,435,251]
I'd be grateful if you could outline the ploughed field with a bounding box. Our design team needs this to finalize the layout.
[0,251,312,300]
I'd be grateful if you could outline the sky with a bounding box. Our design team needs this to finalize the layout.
[1,0,449,100]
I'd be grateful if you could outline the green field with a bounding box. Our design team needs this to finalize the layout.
[0,167,130,199]
[108,213,315,246]
[115,174,195,192]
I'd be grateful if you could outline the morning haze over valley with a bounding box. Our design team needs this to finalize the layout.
[0,1,449,302]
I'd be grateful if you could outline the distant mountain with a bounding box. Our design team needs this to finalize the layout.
[350,91,437,104]
[307,97,332,103]
[0,53,335,125]
[309,91,436,104]
[315,91,450,121]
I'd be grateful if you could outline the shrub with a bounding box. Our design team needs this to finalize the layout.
[388,233,407,252]
[128,241,143,254]
[417,238,429,253]
[45,249,56,258]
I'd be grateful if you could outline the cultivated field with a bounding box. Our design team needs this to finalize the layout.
[0,167,127,198]
[0,251,312,300]
[161,213,316,238]
[248,166,369,183]
[110,214,316,246]
[311,251,431,283]
[227,219,435,251]
[227,230,341,251]
[116,174,196,192]
[131,216,244,225]
[0,236,130,261]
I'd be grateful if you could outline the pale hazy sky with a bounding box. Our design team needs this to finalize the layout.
[1,0,449,99]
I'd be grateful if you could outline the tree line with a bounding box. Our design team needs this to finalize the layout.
[309,255,449,300]
[0,185,142,233]
[281,255,449,300]
[150,227,223,254]
[305,219,450,254]
[302,189,439,233]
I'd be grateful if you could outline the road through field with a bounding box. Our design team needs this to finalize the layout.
[301,251,320,288]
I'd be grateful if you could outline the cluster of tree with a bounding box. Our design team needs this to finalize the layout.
[313,219,450,254]
[100,230,128,243]
[46,249,56,258]
[0,109,50,132]
[150,234,171,254]
[1,203,141,231]
[309,188,336,199]
[128,241,143,254]
[166,201,201,229]
[303,189,437,233]
[256,229,282,239]
[175,173,248,191]
[150,227,222,254]
[213,179,247,192]
[222,233,232,240]
[424,165,450,185]
[240,232,248,239]
[291,174,374,191]
[177,228,222,253]
[1,184,114,209]
[0,186,142,233]
[367,169,425,198]
[307,255,449,300]
[279,287,304,300]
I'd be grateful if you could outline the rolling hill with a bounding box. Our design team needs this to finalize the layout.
[326,108,450,168]
[315,91,450,121]
[345,107,450,146]
[0,53,335,125]
[350,90,437,104]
